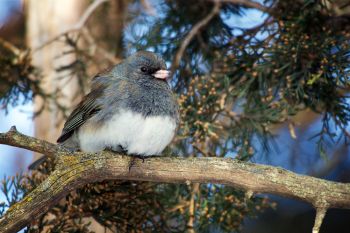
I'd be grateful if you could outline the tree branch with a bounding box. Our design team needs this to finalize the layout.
[172,0,271,72]
[1,127,350,233]
[172,1,221,72]
[0,126,61,155]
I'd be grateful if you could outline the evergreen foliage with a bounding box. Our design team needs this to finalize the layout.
[0,42,37,112]
[1,0,349,232]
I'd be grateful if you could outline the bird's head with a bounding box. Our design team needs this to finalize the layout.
[125,51,170,82]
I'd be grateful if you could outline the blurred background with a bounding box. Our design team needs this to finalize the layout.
[1,0,350,232]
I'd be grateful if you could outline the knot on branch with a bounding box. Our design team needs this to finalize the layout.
[9,126,18,133]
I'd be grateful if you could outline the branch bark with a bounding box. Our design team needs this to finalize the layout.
[1,127,350,233]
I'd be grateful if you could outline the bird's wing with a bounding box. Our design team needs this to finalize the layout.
[57,75,109,143]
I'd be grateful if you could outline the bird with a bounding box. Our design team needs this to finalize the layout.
[30,51,179,169]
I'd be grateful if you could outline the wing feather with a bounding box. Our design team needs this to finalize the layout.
[56,76,108,143]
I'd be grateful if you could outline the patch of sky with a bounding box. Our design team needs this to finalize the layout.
[0,0,21,25]
[0,100,33,207]
[0,100,34,174]
[251,112,350,178]
[220,8,268,37]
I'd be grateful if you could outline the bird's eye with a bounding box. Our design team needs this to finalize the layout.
[141,67,148,73]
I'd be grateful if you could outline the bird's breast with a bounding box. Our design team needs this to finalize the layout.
[126,86,178,118]
[78,110,177,155]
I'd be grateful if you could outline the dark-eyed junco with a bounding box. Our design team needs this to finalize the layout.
[30,51,179,169]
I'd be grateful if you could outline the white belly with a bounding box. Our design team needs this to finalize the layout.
[77,110,177,155]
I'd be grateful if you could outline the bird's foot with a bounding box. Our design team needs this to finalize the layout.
[104,145,128,154]
[135,154,145,163]
[128,155,145,172]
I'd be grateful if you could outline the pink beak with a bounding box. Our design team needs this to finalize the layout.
[153,69,171,80]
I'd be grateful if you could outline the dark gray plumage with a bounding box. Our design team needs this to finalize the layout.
[58,51,179,155]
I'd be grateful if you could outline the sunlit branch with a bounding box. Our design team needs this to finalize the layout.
[0,127,349,233]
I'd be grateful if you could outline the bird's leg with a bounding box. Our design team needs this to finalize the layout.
[135,154,145,163]
[128,158,136,171]
[128,155,146,171]
[119,145,128,154]
[104,145,128,154]
[102,146,138,171]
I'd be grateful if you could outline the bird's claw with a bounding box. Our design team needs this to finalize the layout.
[128,155,145,171]
[137,155,145,163]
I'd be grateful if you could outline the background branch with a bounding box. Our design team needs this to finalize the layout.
[172,2,221,72]
[0,37,22,56]
[33,0,109,52]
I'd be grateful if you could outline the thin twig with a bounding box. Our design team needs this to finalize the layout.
[74,0,109,30]
[187,183,200,232]
[245,190,254,201]
[33,0,109,52]
[140,0,156,15]
[172,1,221,72]
[312,207,327,233]
[0,37,21,55]
[81,27,120,64]
[192,144,209,157]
